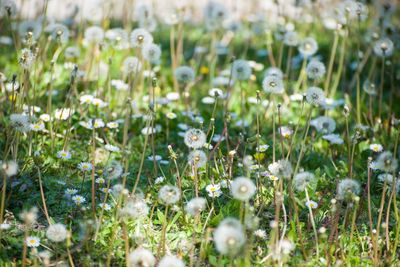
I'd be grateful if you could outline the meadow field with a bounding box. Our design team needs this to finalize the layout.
[0,0,399,266]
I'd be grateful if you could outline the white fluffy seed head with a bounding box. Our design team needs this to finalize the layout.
[185,197,207,216]
[119,197,149,220]
[142,43,161,64]
[306,87,325,106]
[159,185,180,205]
[298,37,318,57]
[46,223,68,242]
[376,151,398,173]
[311,116,336,134]
[128,247,155,267]
[157,255,185,267]
[123,57,142,74]
[373,38,394,57]
[188,150,207,168]
[213,218,245,255]
[232,59,252,81]
[231,177,256,201]
[268,159,293,179]
[0,160,18,177]
[130,28,153,48]
[184,128,206,149]
[262,75,284,94]
[103,161,123,180]
[306,60,326,80]
[337,178,361,201]
[174,66,195,84]
[293,172,316,192]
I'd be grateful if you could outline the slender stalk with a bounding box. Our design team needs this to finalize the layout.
[305,188,319,257]
[36,166,51,224]
[324,31,339,94]
[157,205,169,257]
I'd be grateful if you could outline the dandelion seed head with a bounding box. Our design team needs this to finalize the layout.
[306,87,325,106]
[174,66,195,84]
[373,38,394,57]
[128,247,155,267]
[1,160,18,177]
[188,150,207,168]
[262,75,284,94]
[311,116,336,134]
[298,37,318,57]
[268,159,292,179]
[184,128,206,149]
[337,178,361,201]
[213,218,245,255]
[103,161,123,180]
[185,197,207,216]
[306,60,326,80]
[159,185,180,205]
[130,28,153,48]
[46,223,68,242]
[232,59,252,81]
[293,171,316,192]
[231,177,256,201]
[158,255,185,267]
[376,151,398,173]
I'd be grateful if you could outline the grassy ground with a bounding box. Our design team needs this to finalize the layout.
[0,0,400,266]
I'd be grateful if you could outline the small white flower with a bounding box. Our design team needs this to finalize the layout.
[155,176,165,184]
[0,223,11,230]
[54,108,74,120]
[65,188,78,196]
[98,203,111,211]
[206,183,222,198]
[256,144,269,152]
[77,162,93,172]
[30,121,45,132]
[279,126,293,138]
[369,144,383,153]
[337,178,361,201]
[92,98,108,108]
[166,112,177,119]
[95,178,105,184]
[175,66,195,84]
[254,229,267,239]
[130,28,153,48]
[72,195,86,205]
[57,150,71,160]
[298,37,318,57]
[105,144,120,152]
[106,121,119,129]
[79,95,94,104]
[232,59,252,81]
[26,236,40,247]
[39,114,51,122]
[373,38,394,57]
[305,200,318,209]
